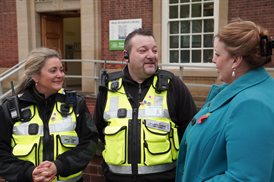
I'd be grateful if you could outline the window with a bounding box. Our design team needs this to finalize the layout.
[164,0,216,63]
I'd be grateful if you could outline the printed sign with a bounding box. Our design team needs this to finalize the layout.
[109,19,142,50]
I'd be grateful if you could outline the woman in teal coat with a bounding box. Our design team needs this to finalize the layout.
[176,19,274,182]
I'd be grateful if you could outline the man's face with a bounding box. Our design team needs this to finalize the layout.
[127,35,158,83]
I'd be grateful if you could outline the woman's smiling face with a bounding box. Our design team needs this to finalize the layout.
[33,57,64,98]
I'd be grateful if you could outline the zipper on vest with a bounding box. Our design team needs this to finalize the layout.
[129,107,141,175]
[43,100,54,161]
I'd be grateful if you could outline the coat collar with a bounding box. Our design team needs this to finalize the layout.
[207,67,270,112]
[122,66,156,88]
[19,85,57,106]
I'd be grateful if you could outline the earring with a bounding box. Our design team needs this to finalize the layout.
[232,69,236,77]
[35,81,38,86]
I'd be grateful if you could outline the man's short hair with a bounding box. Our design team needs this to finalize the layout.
[124,28,154,53]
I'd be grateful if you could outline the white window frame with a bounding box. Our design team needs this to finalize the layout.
[162,0,220,64]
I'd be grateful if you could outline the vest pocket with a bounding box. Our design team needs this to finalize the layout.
[56,134,78,156]
[103,126,127,165]
[12,137,40,165]
[55,135,81,181]
[171,127,179,160]
[143,120,172,165]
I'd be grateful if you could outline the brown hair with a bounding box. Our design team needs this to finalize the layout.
[215,19,271,68]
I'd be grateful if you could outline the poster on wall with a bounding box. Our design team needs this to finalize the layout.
[109,18,142,50]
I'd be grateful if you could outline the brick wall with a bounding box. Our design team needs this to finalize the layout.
[228,0,274,35]
[83,155,104,182]
[101,0,153,69]
[228,0,274,66]
[0,0,18,68]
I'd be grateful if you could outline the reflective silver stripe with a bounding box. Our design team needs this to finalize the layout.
[104,109,133,120]
[49,119,76,133]
[142,108,170,118]
[110,97,119,111]
[13,119,76,135]
[57,175,82,182]
[13,122,43,135]
[108,162,176,174]
[104,108,169,120]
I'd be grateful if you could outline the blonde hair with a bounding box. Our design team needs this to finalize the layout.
[215,19,270,68]
[16,47,61,94]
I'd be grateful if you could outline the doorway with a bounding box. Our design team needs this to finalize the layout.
[41,12,81,89]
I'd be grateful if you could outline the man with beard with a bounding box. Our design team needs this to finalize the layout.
[94,28,197,182]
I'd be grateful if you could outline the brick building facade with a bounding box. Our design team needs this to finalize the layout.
[0,0,274,181]
[0,0,18,67]
[228,0,274,38]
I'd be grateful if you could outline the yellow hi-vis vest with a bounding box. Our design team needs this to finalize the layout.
[103,75,180,175]
[11,89,82,181]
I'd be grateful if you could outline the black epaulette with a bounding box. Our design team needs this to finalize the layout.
[155,70,174,93]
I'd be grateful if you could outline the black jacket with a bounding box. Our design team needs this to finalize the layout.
[94,67,197,181]
[0,84,98,182]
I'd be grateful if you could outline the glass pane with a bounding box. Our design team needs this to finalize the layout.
[181,35,190,48]
[170,21,179,34]
[204,19,214,32]
[204,34,213,47]
[204,49,213,63]
[192,35,201,48]
[204,2,214,16]
[192,3,201,17]
[192,20,202,33]
[181,50,190,63]
[192,0,201,2]
[180,5,189,18]
[180,0,190,2]
[170,6,178,19]
[170,36,179,48]
[170,50,179,63]
[192,50,201,63]
[170,0,178,4]
[181,21,190,33]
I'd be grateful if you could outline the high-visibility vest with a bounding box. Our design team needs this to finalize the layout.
[103,75,179,175]
[11,89,81,181]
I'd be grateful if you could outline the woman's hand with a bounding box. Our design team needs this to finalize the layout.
[32,161,57,182]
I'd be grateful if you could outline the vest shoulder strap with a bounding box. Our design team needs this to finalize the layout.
[107,71,124,92]
[108,71,124,81]
[155,69,174,93]
[56,90,80,116]
[157,69,174,79]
